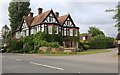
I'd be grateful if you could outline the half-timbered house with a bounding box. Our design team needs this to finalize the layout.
[15,8,79,50]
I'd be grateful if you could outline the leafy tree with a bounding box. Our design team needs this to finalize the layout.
[1,25,10,46]
[88,26,105,37]
[114,2,120,31]
[8,1,31,32]
[106,1,120,31]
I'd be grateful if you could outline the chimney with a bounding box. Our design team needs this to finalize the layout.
[38,8,43,15]
[55,12,59,17]
[29,12,34,17]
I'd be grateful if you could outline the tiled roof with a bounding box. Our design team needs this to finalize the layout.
[31,10,51,26]
[16,16,33,31]
[23,16,34,26]
[16,9,74,31]
[58,14,69,25]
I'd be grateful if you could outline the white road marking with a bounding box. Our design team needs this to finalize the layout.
[16,59,22,61]
[29,62,64,71]
[29,62,42,66]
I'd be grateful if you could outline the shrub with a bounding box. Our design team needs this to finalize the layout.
[7,39,23,52]
[78,40,89,52]
[88,35,109,49]
[48,42,60,48]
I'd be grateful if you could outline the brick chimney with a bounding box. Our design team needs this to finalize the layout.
[29,12,34,17]
[38,8,43,15]
[55,12,59,17]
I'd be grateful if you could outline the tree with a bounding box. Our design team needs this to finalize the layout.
[1,25,10,46]
[8,0,31,32]
[114,2,120,31]
[106,1,120,31]
[88,26,105,37]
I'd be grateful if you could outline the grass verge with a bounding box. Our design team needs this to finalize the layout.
[36,49,112,56]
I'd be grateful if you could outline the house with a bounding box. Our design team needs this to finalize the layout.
[15,8,79,51]
[80,33,92,41]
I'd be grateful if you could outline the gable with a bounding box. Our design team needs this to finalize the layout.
[21,20,28,29]
[63,15,75,27]
[43,10,59,23]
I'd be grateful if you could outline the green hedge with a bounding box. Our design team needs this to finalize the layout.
[88,35,115,49]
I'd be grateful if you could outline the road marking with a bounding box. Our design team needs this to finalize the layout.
[16,59,22,61]
[29,62,42,66]
[29,62,64,71]
[78,72,81,73]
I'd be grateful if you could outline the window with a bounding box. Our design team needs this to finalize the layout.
[59,27,61,32]
[41,25,44,32]
[64,28,66,36]
[45,25,47,33]
[26,30,29,36]
[48,13,56,23]
[70,29,73,36]
[31,28,36,34]
[48,26,52,34]
[54,26,58,34]
[67,29,69,36]
[74,29,77,36]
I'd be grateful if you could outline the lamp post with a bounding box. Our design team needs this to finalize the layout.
[116,33,120,55]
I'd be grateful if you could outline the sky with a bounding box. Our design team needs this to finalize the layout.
[0,0,119,38]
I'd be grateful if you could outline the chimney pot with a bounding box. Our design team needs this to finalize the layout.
[55,12,59,17]
[38,8,43,15]
[29,12,34,17]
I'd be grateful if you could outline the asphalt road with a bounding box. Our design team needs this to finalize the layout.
[2,53,118,73]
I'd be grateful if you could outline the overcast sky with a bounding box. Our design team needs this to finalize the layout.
[0,0,119,38]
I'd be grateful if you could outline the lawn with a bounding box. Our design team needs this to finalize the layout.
[78,49,111,55]
[37,49,112,56]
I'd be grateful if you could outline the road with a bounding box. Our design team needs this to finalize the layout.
[2,48,118,73]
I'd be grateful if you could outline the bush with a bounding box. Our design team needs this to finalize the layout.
[48,42,60,48]
[78,40,89,52]
[7,32,62,53]
[7,39,23,52]
[88,35,109,49]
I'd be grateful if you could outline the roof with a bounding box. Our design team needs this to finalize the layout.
[31,10,51,26]
[16,16,34,31]
[116,33,120,40]
[23,16,34,26]
[58,14,69,25]
[15,9,78,32]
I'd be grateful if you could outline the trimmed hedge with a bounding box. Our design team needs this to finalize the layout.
[88,35,115,49]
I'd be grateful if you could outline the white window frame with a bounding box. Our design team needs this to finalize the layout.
[75,29,78,36]
[70,29,73,36]
[48,26,52,34]
[64,28,66,36]
[41,25,44,32]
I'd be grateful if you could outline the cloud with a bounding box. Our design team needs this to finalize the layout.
[0,1,118,37]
